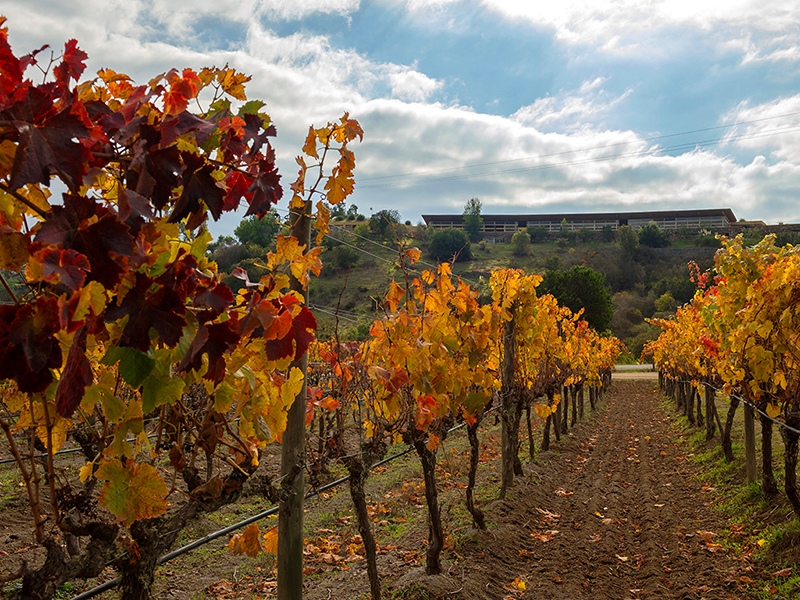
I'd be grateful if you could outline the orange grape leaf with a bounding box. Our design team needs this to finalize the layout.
[531,530,559,542]
[96,459,168,526]
[426,433,440,451]
[229,522,263,557]
[0,228,28,270]
[404,247,422,266]
[263,526,278,555]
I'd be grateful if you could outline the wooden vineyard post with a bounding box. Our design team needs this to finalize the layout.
[278,200,312,600]
[743,403,757,485]
[500,306,516,498]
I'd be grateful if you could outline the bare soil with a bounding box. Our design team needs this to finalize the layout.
[2,380,793,599]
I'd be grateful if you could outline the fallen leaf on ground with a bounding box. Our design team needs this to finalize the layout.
[771,568,792,578]
[616,554,629,562]
[531,530,559,542]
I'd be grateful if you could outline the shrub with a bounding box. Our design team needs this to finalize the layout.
[429,228,472,262]
[511,230,530,256]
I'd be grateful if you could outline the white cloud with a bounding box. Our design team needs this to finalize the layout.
[511,78,632,131]
[722,95,800,162]
[478,0,800,60]
[3,0,800,232]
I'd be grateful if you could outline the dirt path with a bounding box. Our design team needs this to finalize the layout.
[448,379,750,600]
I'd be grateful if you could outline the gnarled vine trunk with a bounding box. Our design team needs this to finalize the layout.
[760,413,779,497]
[466,421,487,530]
[412,435,444,575]
[780,422,800,517]
[722,396,740,462]
[344,442,387,600]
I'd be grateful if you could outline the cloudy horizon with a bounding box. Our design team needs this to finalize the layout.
[4,0,800,238]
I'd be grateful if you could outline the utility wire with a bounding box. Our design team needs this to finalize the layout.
[68,405,502,600]
[358,124,800,190]
[357,110,800,182]
[661,373,800,436]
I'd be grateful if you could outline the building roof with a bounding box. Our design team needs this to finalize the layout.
[422,208,737,224]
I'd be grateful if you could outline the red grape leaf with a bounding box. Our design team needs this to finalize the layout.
[264,305,316,362]
[178,320,240,384]
[0,297,62,392]
[0,19,23,106]
[34,247,91,291]
[244,158,282,218]
[55,326,93,417]
[53,39,87,84]
[105,273,187,351]
[169,151,225,225]
[6,87,93,192]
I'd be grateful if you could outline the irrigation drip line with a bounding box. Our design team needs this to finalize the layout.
[68,407,494,600]
[662,373,800,436]
[2,417,247,467]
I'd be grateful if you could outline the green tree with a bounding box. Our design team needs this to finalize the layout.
[511,230,530,256]
[654,291,678,313]
[429,228,472,262]
[234,212,280,247]
[368,209,401,239]
[539,265,614,331]
[462,197,483,242]
[638,221,670,248]
[618,225,639,255]
[330,245,359,270]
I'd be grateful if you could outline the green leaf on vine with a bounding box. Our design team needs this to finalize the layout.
[101,345,155,389]
[141,371,184,414]
[96,459,168,526]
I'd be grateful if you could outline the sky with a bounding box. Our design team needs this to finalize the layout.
[4,0,800,239]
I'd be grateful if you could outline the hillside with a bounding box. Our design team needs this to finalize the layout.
[198,219,798,361]
[301,226,722,360]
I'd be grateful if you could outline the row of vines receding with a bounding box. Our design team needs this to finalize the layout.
[644,234,800,517]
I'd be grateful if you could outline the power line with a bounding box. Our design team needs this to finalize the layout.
[357,111,800,184]
[357,124,800,190]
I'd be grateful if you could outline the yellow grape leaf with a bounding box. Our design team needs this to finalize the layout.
[79,462,94,483]
[512,578,526,591]
[269,235,304,271]
[324,162,355,206]
[219,68,250,101]
[96,459,168,526]
[263,526,278,555]
[766,403,781,419]
[229,522,263,557]
[17,184,51,217]
[15,400,72,453]
[2,383,26,412]
[0,229,28,270]
[302,126,319,159]
[214,381,235,413]
[69,281,107,324]
[314,200,331,243]
[281,367,305,408]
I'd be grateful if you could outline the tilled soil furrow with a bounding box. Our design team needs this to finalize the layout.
[459,380,747,600]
